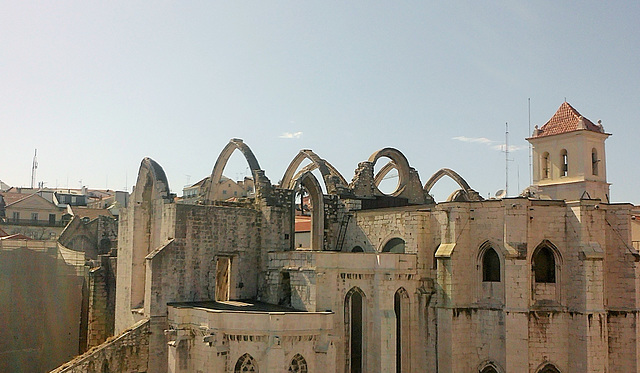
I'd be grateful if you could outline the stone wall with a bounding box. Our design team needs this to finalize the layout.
[50,319,149,373]
[87,254,117,349]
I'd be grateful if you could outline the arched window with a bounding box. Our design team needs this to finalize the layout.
[533,246,556,283]
[352,246,364,252]
[394,288,410,373]
[346,287,365,373]
[591,148,598,176]
[235,353,258,373]
[382,238,405,253]
[560,150,568,177]
[480,366,499,373]
[482,248,500,282]
[538,363,561,373]
[542,152,550,179]
[288,354,308,373]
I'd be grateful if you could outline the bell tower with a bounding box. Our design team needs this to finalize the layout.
[527,102,610,202]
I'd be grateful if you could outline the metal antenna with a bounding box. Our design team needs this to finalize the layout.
[505,123,509,196]
[528,98,532,186]
[31,149,38,189]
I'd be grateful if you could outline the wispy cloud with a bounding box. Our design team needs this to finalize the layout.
[279,131,303,139]
[452,136,526,152]
[452,136,495,145]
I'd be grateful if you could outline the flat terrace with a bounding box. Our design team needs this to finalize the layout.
[168,300,307,313]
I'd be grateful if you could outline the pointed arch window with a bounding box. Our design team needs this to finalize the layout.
[346,288,365,373]
[482,248,501,282]
[394,288,410,373]
[591,149,599,176]
[533,246,556,283]
[235,353,258,373]
[288,354,308,373]
[480,366,499,373]
[538,363,561,373]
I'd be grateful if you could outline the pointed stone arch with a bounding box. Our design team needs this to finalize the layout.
[204,139,263,202]
[292,171,325,251]
[281,149,347,194]
[132,157,171,203]
[129,157,172,310]
[423,168,483,201]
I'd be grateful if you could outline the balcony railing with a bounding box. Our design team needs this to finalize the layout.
[0,218,68,227]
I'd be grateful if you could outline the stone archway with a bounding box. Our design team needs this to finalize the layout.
[423,168,483,201]
[204,139,263,202]
[281,149,347,194]
[292,171,325,251]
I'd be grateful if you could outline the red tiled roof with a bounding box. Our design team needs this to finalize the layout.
[0,192,34,206]
[531,102,604,138]
[69,206,114,220]
[295,216,311,233]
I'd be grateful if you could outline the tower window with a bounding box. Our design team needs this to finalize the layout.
[592,149,598,176]
[542,152,550,179]
[561,150,568,177]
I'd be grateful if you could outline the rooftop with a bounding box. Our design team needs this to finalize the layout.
[167,300,307,313]
[530,102,605,138]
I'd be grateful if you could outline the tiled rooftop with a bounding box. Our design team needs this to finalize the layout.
[531,102,604,138]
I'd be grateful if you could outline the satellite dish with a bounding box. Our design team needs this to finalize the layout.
[495,189,507,199]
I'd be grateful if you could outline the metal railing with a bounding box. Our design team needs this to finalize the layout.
[0,218,67,227]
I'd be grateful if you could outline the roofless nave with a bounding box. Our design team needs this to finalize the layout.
[54,102,640,373]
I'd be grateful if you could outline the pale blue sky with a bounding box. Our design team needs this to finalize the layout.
[1,1,639,203]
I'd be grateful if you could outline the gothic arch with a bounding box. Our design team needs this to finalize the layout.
[345,287,366,373]
[132,157,171,203]
[394,287,411,373]
[234,353,258,373]
[281,149,347,194]
[478,361,504,373]
[532,240,562,284]
[367,148,412,196]
[292,171,325,251]
[130,157,172,309]
[535,362,561,373]
[423,168,483,201]
[205,139,262,201]
[476,241,504,282]
[288,354,308,373]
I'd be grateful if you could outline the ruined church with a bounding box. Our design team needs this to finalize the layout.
[54,102,640,372]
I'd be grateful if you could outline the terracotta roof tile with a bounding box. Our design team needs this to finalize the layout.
[0,192,35,206]
[531,102,604,138]
[69,206,114,220]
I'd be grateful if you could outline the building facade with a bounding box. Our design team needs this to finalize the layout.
[55,103,640,373]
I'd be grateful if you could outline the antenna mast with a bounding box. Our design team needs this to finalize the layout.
[505,123,509,197]
[31,149,38,189]
[528,98,532,186]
